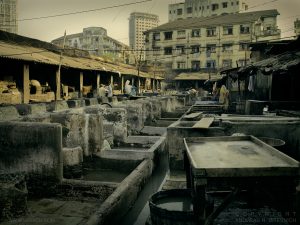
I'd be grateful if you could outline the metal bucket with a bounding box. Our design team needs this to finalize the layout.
[258,137,286,151]
[149,189,195,225]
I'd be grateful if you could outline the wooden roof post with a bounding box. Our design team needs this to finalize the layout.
[80,72,83,97]
[56,68,61,100]
[110,74,114,88]
[121,75,124,94]
[97,73,100,89]
[23,64,30,104]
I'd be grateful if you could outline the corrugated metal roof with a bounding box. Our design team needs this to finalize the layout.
[146,9,279,33]
[0,42,59,65]
[239,51,300,74]
[0,41,163,79]
[174,72,221,81]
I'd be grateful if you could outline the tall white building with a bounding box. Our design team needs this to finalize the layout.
[169,0,248,21]
[0,0,18,34]
[129,12,159,61]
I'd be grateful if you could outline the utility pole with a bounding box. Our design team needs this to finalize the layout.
[186,32,190,71]
[153,56,157,92]
[136,48,142,95]
[57,30,67,100]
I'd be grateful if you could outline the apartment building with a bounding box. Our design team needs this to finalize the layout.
[0,0,17,34]
[129,12,159,61]
[169,0,248,22]
[52,27,133,64]
[145,9,280,73]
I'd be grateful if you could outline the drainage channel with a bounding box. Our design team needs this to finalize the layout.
[121,150,169,225]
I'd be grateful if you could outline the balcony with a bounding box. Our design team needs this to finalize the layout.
[261,29,281,36]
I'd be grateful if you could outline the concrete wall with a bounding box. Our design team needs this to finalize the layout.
[86,159,153,225]
[51,111,103,156]
[112,101,145,135]
[0,106,20,121]
[85,106,127,144]
[0,122,63,195]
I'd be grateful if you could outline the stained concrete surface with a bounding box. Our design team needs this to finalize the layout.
[1,198,99,225]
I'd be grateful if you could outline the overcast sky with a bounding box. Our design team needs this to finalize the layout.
[18,0,300,44]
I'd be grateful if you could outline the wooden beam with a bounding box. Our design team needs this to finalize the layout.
[97,74,100,89]
[121,76,124,94]
[56,68,61,100]
[23,64,30,104]
[79,72,83,97]
[183,112,203,119]
[192,117,214,129]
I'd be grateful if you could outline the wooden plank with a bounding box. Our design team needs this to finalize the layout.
[183,112,203,119]
[192,117,214,128]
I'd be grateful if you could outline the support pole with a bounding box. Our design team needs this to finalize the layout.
[110,75,114,88]
[97,74,100,89]
[121,76,124,94]
[23,64,30,104]
[56,68,61,100]
[80,72,83,97]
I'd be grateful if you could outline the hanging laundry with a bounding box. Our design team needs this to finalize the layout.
[248,75,255,92]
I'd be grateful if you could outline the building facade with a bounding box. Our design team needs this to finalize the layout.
[129,12,159,61]
[52,27,133,64]
[295,19,300,37]
[168,0,248,22]
[145,10,280,74]
[0,0,17,34]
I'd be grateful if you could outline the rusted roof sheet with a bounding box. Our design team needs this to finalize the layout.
[174,72,221,81]
[239,51,300,74]
[0,41,163,79]
[0,41,59,65]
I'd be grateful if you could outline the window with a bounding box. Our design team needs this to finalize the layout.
[153,47,160,56]
[191,29,201,37]
[212,4,219,11]
[207,27,217,37]
[177,8,183,15]
[206,44,216,53]
[164,47,173,55]
[164,32,173,40]
[177,62,186,69]
[187,7,193,14]
[240,24,250,34]
[176,45,185,54]
[222,43,233,52]
[192,61,201,71]
[236,1,239,5]
[239,42,250,51]
[238,59,249,67]
[222,2,228,8]
[223,26,233,35]
[206,60,216,68]
[207,5,210,9]
[153,33,160,41]
[177,30,186,39]
[222,59,232,68]
[191,45,200,53]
